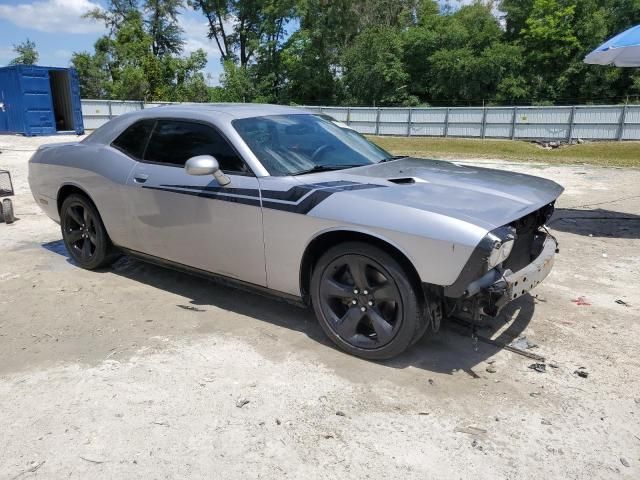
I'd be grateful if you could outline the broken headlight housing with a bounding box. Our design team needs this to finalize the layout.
[487,234,515,269]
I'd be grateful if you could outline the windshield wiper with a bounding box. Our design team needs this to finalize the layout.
[379,155,408,163]
[291,164,364,176]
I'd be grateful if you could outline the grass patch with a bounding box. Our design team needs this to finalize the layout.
[368,136,640,168]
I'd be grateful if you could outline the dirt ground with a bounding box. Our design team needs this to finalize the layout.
[1,134,639,480]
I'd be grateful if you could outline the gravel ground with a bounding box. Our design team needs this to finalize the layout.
[0,134,639,479]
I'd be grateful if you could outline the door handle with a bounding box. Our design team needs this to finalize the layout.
[134,174,149,184]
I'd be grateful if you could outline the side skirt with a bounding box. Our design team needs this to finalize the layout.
[117,247,307,309]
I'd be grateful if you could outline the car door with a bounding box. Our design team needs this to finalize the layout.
[125,119,266,286]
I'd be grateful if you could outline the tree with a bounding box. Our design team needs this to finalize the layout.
[279,29,339,104]
[342,27,417,106]
[71,51,110,98]
[403,2,522,105]
[189,0,294,68]
[71,0,640,105]
[73,8,209,101]
[9,39,39,66]
[218,59,255,101]
[144,0,185,56]
[499,0,640,104]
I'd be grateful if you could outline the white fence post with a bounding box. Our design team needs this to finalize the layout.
[567,105,576,142]
[481,106,487,139]
[444,108,450,137]
[618,104,628,141]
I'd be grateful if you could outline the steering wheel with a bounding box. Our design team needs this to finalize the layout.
[311,144,335,162]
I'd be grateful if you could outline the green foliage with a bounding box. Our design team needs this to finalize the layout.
[72,0,640,106]
[342,27,417,106]
[218,59,255,101]
[74,2,209,101]
[9,39,39,66]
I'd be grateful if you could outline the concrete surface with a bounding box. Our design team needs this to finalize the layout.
[0,135,639,479]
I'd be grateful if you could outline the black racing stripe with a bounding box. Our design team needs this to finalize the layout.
[158,184,260,197]
[159,181,366,202]
[262,190,334,214]
[142,186,262,207]
[142,181,386,214]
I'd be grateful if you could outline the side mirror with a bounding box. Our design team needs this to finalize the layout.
[185,155,230,186]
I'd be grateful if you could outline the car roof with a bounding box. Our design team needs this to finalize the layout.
[82,103,315,145]
[144,103,310,119]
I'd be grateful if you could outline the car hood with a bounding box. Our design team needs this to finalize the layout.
[300,158,564,230]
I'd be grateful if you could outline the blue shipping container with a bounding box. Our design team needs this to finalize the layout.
[0,65,84,136]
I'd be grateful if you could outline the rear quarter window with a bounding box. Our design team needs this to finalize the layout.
[111,119,155,159]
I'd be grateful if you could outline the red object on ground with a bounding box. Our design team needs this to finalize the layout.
[571,296,591,306]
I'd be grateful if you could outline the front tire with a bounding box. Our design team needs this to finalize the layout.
[60,194,117,269]
[311,242,427,360]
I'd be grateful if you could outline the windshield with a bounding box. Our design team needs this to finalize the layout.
[232,114,393,176]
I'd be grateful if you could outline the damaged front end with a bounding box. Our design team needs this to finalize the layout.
[438,203,558,324]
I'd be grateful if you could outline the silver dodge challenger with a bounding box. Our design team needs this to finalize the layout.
[29,104,563,359]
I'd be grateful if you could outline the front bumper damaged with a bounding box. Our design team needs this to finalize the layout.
[489,234,556,309]
[449,233,558,321]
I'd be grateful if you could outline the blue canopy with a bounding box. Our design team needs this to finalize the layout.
[584,25,640,67]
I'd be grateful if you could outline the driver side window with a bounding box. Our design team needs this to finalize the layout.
[144,120,249,174]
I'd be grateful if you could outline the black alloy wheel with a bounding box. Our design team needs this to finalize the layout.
[64,201,98,262]
[319,254,403,349]
[311,242,427,360]
[60,194,118,269]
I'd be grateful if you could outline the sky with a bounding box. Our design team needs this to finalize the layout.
[0,0,227,82]
[0,0,471,85]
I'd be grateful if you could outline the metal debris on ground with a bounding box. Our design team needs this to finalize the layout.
[541,419,552,425]
[571,296,591,306]
[529,363,546,373]
[615,299,629,306]
[574,369,589,378]
[486,366,497,373]
[235,398,250,408]
[177,304,206,312]
[11,460,45,479]
[509,336,538,350]
[454,426,487,436]
[549,362,559,368]
[620,458,630,468]
[79,456,105,464]
[335,411,346,417]
[449,318,546,361]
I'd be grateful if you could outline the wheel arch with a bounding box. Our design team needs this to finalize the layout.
[299,228,423,304]
[56,183,98,215]
[56,183,115,244]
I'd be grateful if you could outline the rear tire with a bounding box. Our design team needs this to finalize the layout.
[311,242,427,360]
[60,194,118,269]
